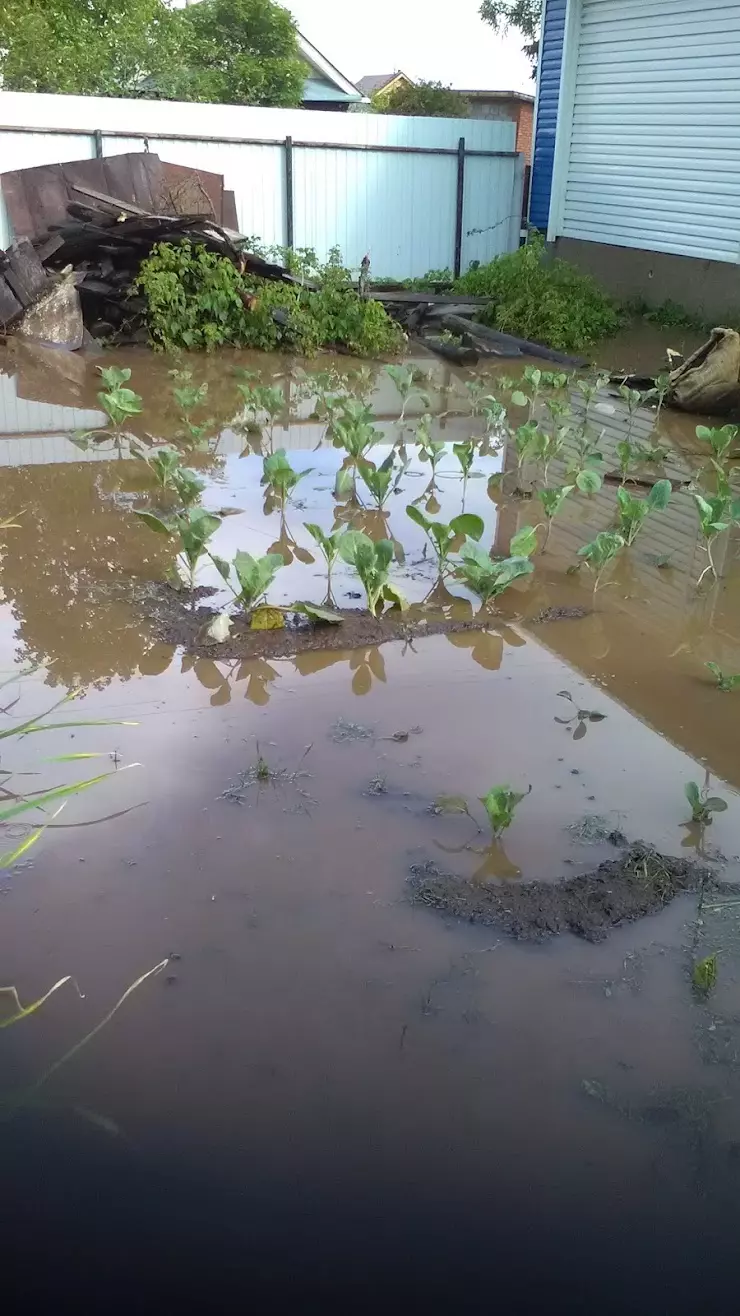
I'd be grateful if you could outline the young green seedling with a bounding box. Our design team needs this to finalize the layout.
[172,466,206,508]
[385,365,428,423]
[692,953,718,996]
[537,484,574,550]
[453,540,534,604]
[480,785,530,839]
[576,530,625,592]
[232,550,285,613]
[237,382,285,449]
[360,454,406,509]
[693,492,740,585]
[415,415,446,476]
[304,523,343,595]
[705,662,740,692]
[337,531,407,615]
[616,479,671,545]
[147,448,182,490]
[97,365,142,431]
[406,506,484,575]
[696,424,738,465]
[617,384,645,444]
[684,780,727,825]
[262,450,313,504]
[134,506,222,592]
[170,369,211,442]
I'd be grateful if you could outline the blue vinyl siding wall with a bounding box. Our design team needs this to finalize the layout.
[529,0,567,229]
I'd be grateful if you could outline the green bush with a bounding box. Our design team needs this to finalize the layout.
[451,235,621,352]
[135,241,405,357]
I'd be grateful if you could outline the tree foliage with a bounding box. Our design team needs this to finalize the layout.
[479,0,541,67]
[0,0,178,96]
[372,80,468,118]
[156,0,306,107]
[0,0,306,106]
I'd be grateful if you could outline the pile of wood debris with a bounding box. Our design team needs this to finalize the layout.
[0,150,294,349]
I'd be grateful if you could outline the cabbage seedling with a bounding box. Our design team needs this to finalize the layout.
[693,492,740,584]
[386,365,428,423]
[616,479,671,545]
[237,383,284,449]
[305,523,342,593]
[406,506,484,574]
[577,530,625,592]
[97,365,142,431]
[415,416,446,474]
[696,424,738,464]
[537,484,574,550]
[147,448,182,490]
[232,550,285,612]
[360,454,405,509]
[480,785,530,839]
[705,662,740,692]
[134,506,221,591]
[262,450,313,504]
[454,541,534,603]
[172,466,206,508]
[337,531,407,615]
[684,780,727,825]
[331,400,384,463]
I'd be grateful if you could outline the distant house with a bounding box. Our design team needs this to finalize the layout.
[355,72,415,100]
[456,90,534,162]
[530,0,740,319]
[298,33,365,111]
[136,30,365,112]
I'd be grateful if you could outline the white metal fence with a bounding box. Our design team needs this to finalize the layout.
[0,91,525,277]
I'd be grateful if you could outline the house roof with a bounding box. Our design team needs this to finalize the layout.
[356,72,413,96]
[297,33,364,101]
[455,89,535,104]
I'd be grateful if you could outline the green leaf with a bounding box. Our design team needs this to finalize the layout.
[706,662,722,680]
[334,467,354,499]
[684,781,701,808]
[511,391,529,408]
[647,479,671,510]
[705,797,728,812]
[382,582,408,611]
[211,555,231,582]
[405,504,430,532]
[576,468,602,494]
[510,524,538,559]
[134,510,172,535]
[449,513,484,542]
[0,766,135,825]
[293,602,344,625]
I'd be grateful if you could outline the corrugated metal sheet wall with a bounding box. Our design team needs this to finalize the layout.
[558,0,740,262]
[0,92,524,277]
[529,0,567,229]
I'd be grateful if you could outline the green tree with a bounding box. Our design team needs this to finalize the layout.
[0,0,178,96]
[372,80,468,118]
[157,0,306,107]
[0,0,306,107]
[480,0,541,68]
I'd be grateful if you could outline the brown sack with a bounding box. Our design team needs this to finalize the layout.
[667,327,740,414]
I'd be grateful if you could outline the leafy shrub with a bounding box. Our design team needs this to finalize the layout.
[136,241,405,357]
[421,234,621,352]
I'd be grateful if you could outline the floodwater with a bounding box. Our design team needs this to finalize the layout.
[1,333,740,1310]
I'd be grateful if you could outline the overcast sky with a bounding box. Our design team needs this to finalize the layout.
[285,0,534,93]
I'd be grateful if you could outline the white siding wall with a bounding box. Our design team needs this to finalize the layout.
[550,0,740,263]
[0,91,523,277]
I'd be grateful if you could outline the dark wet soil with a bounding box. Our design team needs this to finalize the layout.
[530,605,591,624]
[137,581,500,661]
[409,843,719,942]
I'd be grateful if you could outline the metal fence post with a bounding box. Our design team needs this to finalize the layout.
[453,136,466,278]
[284,135,294,250]
[94,129,104,159]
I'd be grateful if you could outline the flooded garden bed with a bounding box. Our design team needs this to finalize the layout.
[1,331,740,1306]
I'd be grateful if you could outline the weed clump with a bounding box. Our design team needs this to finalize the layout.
[136,242,405,357]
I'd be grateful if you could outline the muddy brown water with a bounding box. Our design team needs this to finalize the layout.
[1,335,740,1310]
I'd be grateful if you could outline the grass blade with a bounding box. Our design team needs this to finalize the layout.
[0,970,82,1030]
[0,763,140,824]
[34,959,169,1089]
[0,801,67,867]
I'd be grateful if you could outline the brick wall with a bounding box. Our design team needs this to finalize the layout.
[515,102,533,164]
[462,96,534,163]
